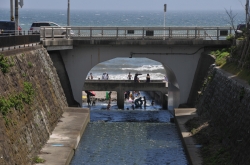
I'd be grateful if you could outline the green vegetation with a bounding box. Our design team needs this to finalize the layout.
[33,156,45,163]
[28,62,33,68]
[211,48,230,66]
[0,82,35,125]
[210,47,250,85]
[0,54,14,74]
[226,34,235,42]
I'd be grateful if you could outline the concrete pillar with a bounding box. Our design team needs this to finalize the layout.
[162,93,168,109]
[117,90,124,109]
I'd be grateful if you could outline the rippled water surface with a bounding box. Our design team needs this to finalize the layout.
[70,91,187,164]
[70,121,188,165]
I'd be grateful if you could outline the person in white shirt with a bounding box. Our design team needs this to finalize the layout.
[102,73,106,80]
[164,75,168,82]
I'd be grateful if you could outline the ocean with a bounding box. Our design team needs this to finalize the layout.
[0,9,245,80]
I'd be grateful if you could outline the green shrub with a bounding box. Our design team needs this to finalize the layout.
[33,156,45,163]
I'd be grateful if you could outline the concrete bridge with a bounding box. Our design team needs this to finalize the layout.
[24,26,232,110]
[84,80,168,109]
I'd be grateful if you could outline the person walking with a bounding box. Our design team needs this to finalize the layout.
[106,74,109,80]
[146,73,150,83]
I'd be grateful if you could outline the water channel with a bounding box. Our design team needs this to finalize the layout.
[70,92,188,165]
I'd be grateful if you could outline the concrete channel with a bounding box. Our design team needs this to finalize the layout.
[36,107,201,165]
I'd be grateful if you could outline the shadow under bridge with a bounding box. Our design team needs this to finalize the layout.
[83,80,168,109]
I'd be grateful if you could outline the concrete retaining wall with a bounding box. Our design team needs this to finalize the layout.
[0,46,68,165]
[196,67,250,164]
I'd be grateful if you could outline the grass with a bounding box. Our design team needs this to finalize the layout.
[221,63,250,85]
[211,48,250,85]
[33,156,45,163]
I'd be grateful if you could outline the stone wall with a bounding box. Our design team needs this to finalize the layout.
[196,67,250,164]
[0,46,68,165]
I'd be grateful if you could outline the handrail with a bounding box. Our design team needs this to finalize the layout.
[37,26,233,41]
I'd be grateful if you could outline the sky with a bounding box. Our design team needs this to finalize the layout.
[0,0,246,11]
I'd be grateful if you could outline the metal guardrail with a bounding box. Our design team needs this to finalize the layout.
[0,30,35,36]
[40,26,233,41]
[0,35,40,50]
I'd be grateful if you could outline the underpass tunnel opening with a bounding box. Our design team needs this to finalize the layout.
[82,57,172,110]
[83,57,167,81]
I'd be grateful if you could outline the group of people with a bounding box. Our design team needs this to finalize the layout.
[102,73,109,80]
[127,72,151,83]
[87,73,109,80]
[87,72,169,82]
[87,73,93,80]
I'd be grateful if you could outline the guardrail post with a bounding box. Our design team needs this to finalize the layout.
[116,28,118,39]
[143,28,144,40]
[102,28,103,38]
[52,27,54,40]
[66,27,68,39]
[195,27,197,38]
[43,27,45,40]
[78,28,80,37]
[90,27,92,39]
[217,27,219,40]
[168,27,170,38]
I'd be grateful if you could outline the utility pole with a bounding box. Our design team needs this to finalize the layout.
[10,0,14,21]
[67,0,70,26]
[15,0,18,34]
[246,0,249,29]
[163,4,167,40]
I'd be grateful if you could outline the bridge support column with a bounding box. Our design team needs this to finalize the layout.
[117,90,124,109]
[162,93,168,109]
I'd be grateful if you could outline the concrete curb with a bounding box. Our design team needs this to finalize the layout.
[174,108,202,165]
[35,107,90,165]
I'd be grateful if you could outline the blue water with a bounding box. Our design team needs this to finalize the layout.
[0,9,245,80]
[0,9,245,31]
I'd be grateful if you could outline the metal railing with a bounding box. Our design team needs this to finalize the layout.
[39,26,233,41]
[0,30,36,36]
[0,34,40,51]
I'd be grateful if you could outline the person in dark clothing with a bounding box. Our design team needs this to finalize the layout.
[134,73,142,83]
[134,74,138,82]
[108,91,112,99]
[143,96,146,107]
[87,94,91,106]
[146,73,150,83]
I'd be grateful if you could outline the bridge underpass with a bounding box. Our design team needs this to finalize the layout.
[83,80,168,109]
[42,26,230,110]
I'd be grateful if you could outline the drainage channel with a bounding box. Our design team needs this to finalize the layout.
[70,92,189,165]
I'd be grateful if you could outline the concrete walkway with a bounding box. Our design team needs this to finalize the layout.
[35,107,90,165]
[174,108,202,165]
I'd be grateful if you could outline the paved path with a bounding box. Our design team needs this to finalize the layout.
[175,108,202,165]
[35,107,90,165]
